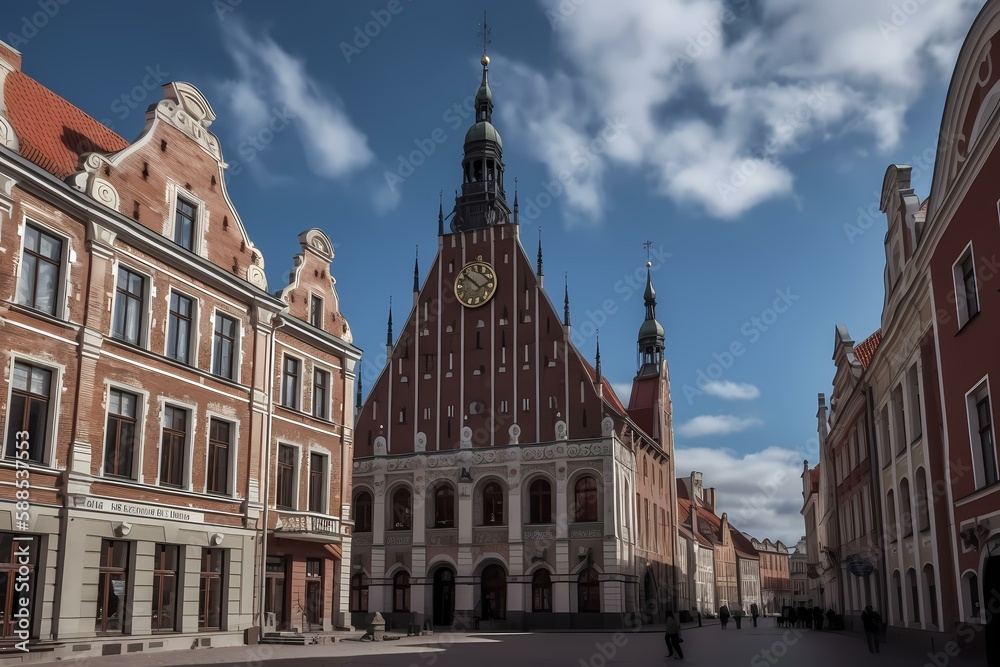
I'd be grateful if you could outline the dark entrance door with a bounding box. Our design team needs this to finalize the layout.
[265,556,287,631]
[986,556,1000,666]
[306,581,322,628]
[481,565,506,620]
[433,568,455,626]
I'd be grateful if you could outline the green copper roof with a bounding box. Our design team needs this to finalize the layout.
[465,120,503,148]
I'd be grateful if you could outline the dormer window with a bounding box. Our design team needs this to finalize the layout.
[309,294,323,328]
[174,197,197,250]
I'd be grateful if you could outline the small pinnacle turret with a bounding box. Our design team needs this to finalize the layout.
[637,260,665,370]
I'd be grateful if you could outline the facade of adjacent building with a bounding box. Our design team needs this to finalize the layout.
[790,537,810,607]
[732,530,761,613]
[350,53,677,631]
[676,473,716,616]
[747,535,792,615]
[0,42,360,659]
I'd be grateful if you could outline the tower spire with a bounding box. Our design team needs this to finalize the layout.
[514,177,520,225]
[438,190,444,236]
[637,253,665,370]
[563,272,571,333]
[385,296,393,363]
[413,246,420,304]
[595,330,602,382]
[537,223,544,287]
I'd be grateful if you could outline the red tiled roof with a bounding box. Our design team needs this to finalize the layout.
[730,526,760,559]
[853,329,882,370]
[4,70,129,178]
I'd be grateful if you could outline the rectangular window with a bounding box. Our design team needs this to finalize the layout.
[96,540,129,634]
[908,365,922,441]
[151,544,179,632]
[973,395,998,489]
[309,452,325,514]
[954,248,980,327]
[16,224,62,316]
[160,406,188,488]
[276,445,296,509]
[104,388,138,478]
[174,197,197,250]
[0,533,38,640]
[112,267,146,346]
[5,362,52,463]
[892,385,907,454]
[207,418,231,495]
[309,294,323,328]
[166,292,194,364]
[198,549,224,630]
[282,356,300,409]
[212,314,238,380]
[313,369,329,420]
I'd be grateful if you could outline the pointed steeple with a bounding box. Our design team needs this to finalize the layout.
[637,261,665,370]
[563,273,571,334]
[438,191,444,236]
[514,177,520,225]
[595,331,603,390]
[385,297,393,362]
[537,225,544,288]
[413,246,420,304]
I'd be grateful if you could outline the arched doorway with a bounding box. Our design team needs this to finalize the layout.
[433,567,455,626]
[986,555,1000,666]
[481,565,506,620]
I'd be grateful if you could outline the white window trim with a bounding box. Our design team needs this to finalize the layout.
[311,363,333,421]
[965,376,996,490]
[100,382,150,482]
[165,289,200,367]
[110,260,154,349]
[307,447,331,515]
[165,182,207,256]
[276,441,302,510]
[16,216,72,321]
[309,293,324,328]
[156,397,198,491]
[281,352,304,411]
[204,412,240,498]
[210,309,242,381]
[952,241,978,328]
[1,354,64,469]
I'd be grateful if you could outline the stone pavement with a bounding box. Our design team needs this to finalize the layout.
[13,622,982,667]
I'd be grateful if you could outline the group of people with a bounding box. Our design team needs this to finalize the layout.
[717,602,761,629]
[778,605,836,630]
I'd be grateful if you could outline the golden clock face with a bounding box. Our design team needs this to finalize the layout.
[455,261,497,308]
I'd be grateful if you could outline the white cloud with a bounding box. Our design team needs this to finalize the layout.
[611,381,633,402]
[677,414,762,437]
[497,0,981,220]
[218,21,373,181]
[702,380,760,400]
[676,446,805,545]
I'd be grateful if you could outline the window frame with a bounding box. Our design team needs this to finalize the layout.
[111,264,150,348]
[573,475,600,522]
[103,387,141,480]
[151,543,180,633]
[308,451,328,514]
[211,311,240,381]
[16,220,67,318]
[392,571,410,613]
[312,367,330,420]
[166,185,205,256]
[173,196,198,251]
[96,539,130,634]
[353,491,373,533]
[482,481,505,526]
[309,293,323,328]
[206,416,235,496]
[529,478,552,524]
[578,567,600,613]
[350,572,369,613]
[159,403,192,489]
[3,359,58,466]
[165,290,197,365]
[281,354,302,410]
[276,444,298,510]
[434,484,455,528]
[966,379,998,490]
[952,243,980,328]
[198,548,225,631]
[532,569,552,612]
[390,486,412,531]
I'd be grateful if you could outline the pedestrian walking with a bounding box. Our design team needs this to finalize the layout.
[734,606,744,629]
[750,602,759,628]
[719,604,730,629]
[664,612,684,660]
[826,608,836,631]
[861,605,882,654]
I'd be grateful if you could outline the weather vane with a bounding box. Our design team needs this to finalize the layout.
[478,10,491,55]
[643,240,653,263]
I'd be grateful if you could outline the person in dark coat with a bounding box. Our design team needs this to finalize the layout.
[796,605,808,628]
[719,604,730,629]
[788,607,798,628]
[826,608,836,631]
[861,605,882,654]
[750,602,760,627]
[664,611,684,660]
[813,606,823,630]
[733,606,744,629]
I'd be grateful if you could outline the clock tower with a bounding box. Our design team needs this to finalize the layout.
[351,46,677,633]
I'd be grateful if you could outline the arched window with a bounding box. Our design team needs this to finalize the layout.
[391,487,412,530]
[886,490,897,541]
[915,468,930,532]
[393,571,410,612]
[578,567,600,612]
[532,570,552,612]
[434,485,455,528]
[907,568,920,623]
[529,479,552,524]
[483,482,504,526]
[481,565,506,620]
[923,564,938,627]
[353,491,372,533]
[574,476,599,522]
[350,572,369,612]
[899,478,913,537]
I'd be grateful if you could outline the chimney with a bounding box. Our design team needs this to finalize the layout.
[704,487,716,512]
[0,40,22,72]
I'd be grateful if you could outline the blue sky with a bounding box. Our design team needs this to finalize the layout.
[4,0,984,543]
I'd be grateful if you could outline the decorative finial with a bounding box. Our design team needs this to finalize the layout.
[563,272,571,328]
[537,224,543,277]
[438,190,444,235]
[478,10,491,56]
[413,246,420,294]
[643,240,653,263]
[386,296,393,346]
[595,329,602,382]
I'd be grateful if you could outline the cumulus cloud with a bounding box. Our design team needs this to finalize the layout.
[676,415,762,437]
[218,20,373,181]
[702,380,760,400]
[676,446,806,545]
[496,0,980,221]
